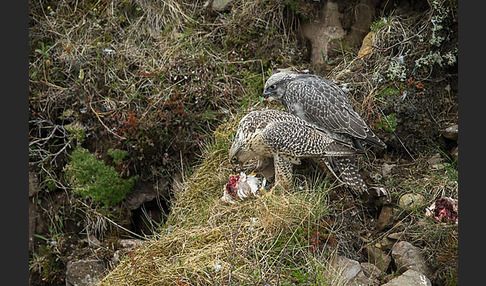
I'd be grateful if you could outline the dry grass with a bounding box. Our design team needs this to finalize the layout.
[30,0,458,284]
[29,0,306,283]
[101,118,343,285]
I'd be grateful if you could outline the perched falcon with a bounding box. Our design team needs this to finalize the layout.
[263,71,386,192]
[229,110,362,190]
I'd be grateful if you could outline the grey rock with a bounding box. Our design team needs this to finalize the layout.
[378,236,396,251]
[427,153,444,166]
[84,234,101,247]
[211,0,233,12]
[381,163,396,178]
[360,262,382,280]
[29,171,39,197]
[332,255,362,281]
[365,245,392,272]
[391,241,432,278]
[387,232,404,240]
[442,125,458,141]
[399,193,426,210]
[119,239,144,250]
[124,179,168,210]
[65,259,105,286]
[450,146,458,161]
[326,256,381,286]
[349,270,379,286]
[382,269,431,286]
[302,1,345,64]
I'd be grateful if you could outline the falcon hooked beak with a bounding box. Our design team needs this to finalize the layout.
[262,85,277,102]
[229,141,242,164]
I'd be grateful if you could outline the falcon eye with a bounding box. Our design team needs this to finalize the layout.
[269,84,277,90]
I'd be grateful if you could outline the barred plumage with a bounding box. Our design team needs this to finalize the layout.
[263,71,386,193]
[229,110,362,190]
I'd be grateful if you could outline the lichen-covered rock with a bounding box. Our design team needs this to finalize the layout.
[327,256,381,286]
[391,241,432,278]
[382,269,431,286]
[442,124,458,141]
[65,259,105,286]
[302,1,345,64]
[399,193,426,210]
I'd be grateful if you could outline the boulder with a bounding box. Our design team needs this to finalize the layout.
[365,245,392,272]
[211,0,233,12]
[387,232,404,241]
[65,259,105,286]
[302,1,345,64]
[349,270,380,286]
[377,236,395,251]
[450,146,458,161]
[391,241,432,278]
[427,153,444,166]
[382,269,431,286]
[327,256,380,286]
[442,124,458,141]
[377,205,396,230]
[124,179,168,211]
[399,193,426,210]
[119,239,144,250]
[330,255,362,281]
[360,262,382,281]
[381,163,396,178]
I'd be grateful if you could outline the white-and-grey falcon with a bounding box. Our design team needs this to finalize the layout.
[263,71,386,192]
[229,109,363,192]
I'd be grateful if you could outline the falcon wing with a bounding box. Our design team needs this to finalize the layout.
[286,76,370,140]
[261,121,360,160]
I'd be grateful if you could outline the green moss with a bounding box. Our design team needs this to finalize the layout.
[107,148,129,164]
[64,146,138,207]
[376,85,403,99]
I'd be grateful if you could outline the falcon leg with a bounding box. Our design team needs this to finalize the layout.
[269,154,293,195]
[316,156,368,194]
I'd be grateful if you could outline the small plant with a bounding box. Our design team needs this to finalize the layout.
[107,148,129,164]
[29,244,63,283]
[64,121,86,143]
[64,146,138,207]
[376,113,397,133]
[35,41,50,58]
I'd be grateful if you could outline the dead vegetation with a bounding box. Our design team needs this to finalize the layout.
[100,119,366,285]
[29,0,457,285]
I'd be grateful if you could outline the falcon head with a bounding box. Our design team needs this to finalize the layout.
[263,71,298,101]
[229,128,251,164]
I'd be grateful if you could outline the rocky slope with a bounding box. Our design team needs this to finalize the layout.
[29,0,457,285]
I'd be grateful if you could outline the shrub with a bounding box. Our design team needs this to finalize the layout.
[64,146,138,207]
